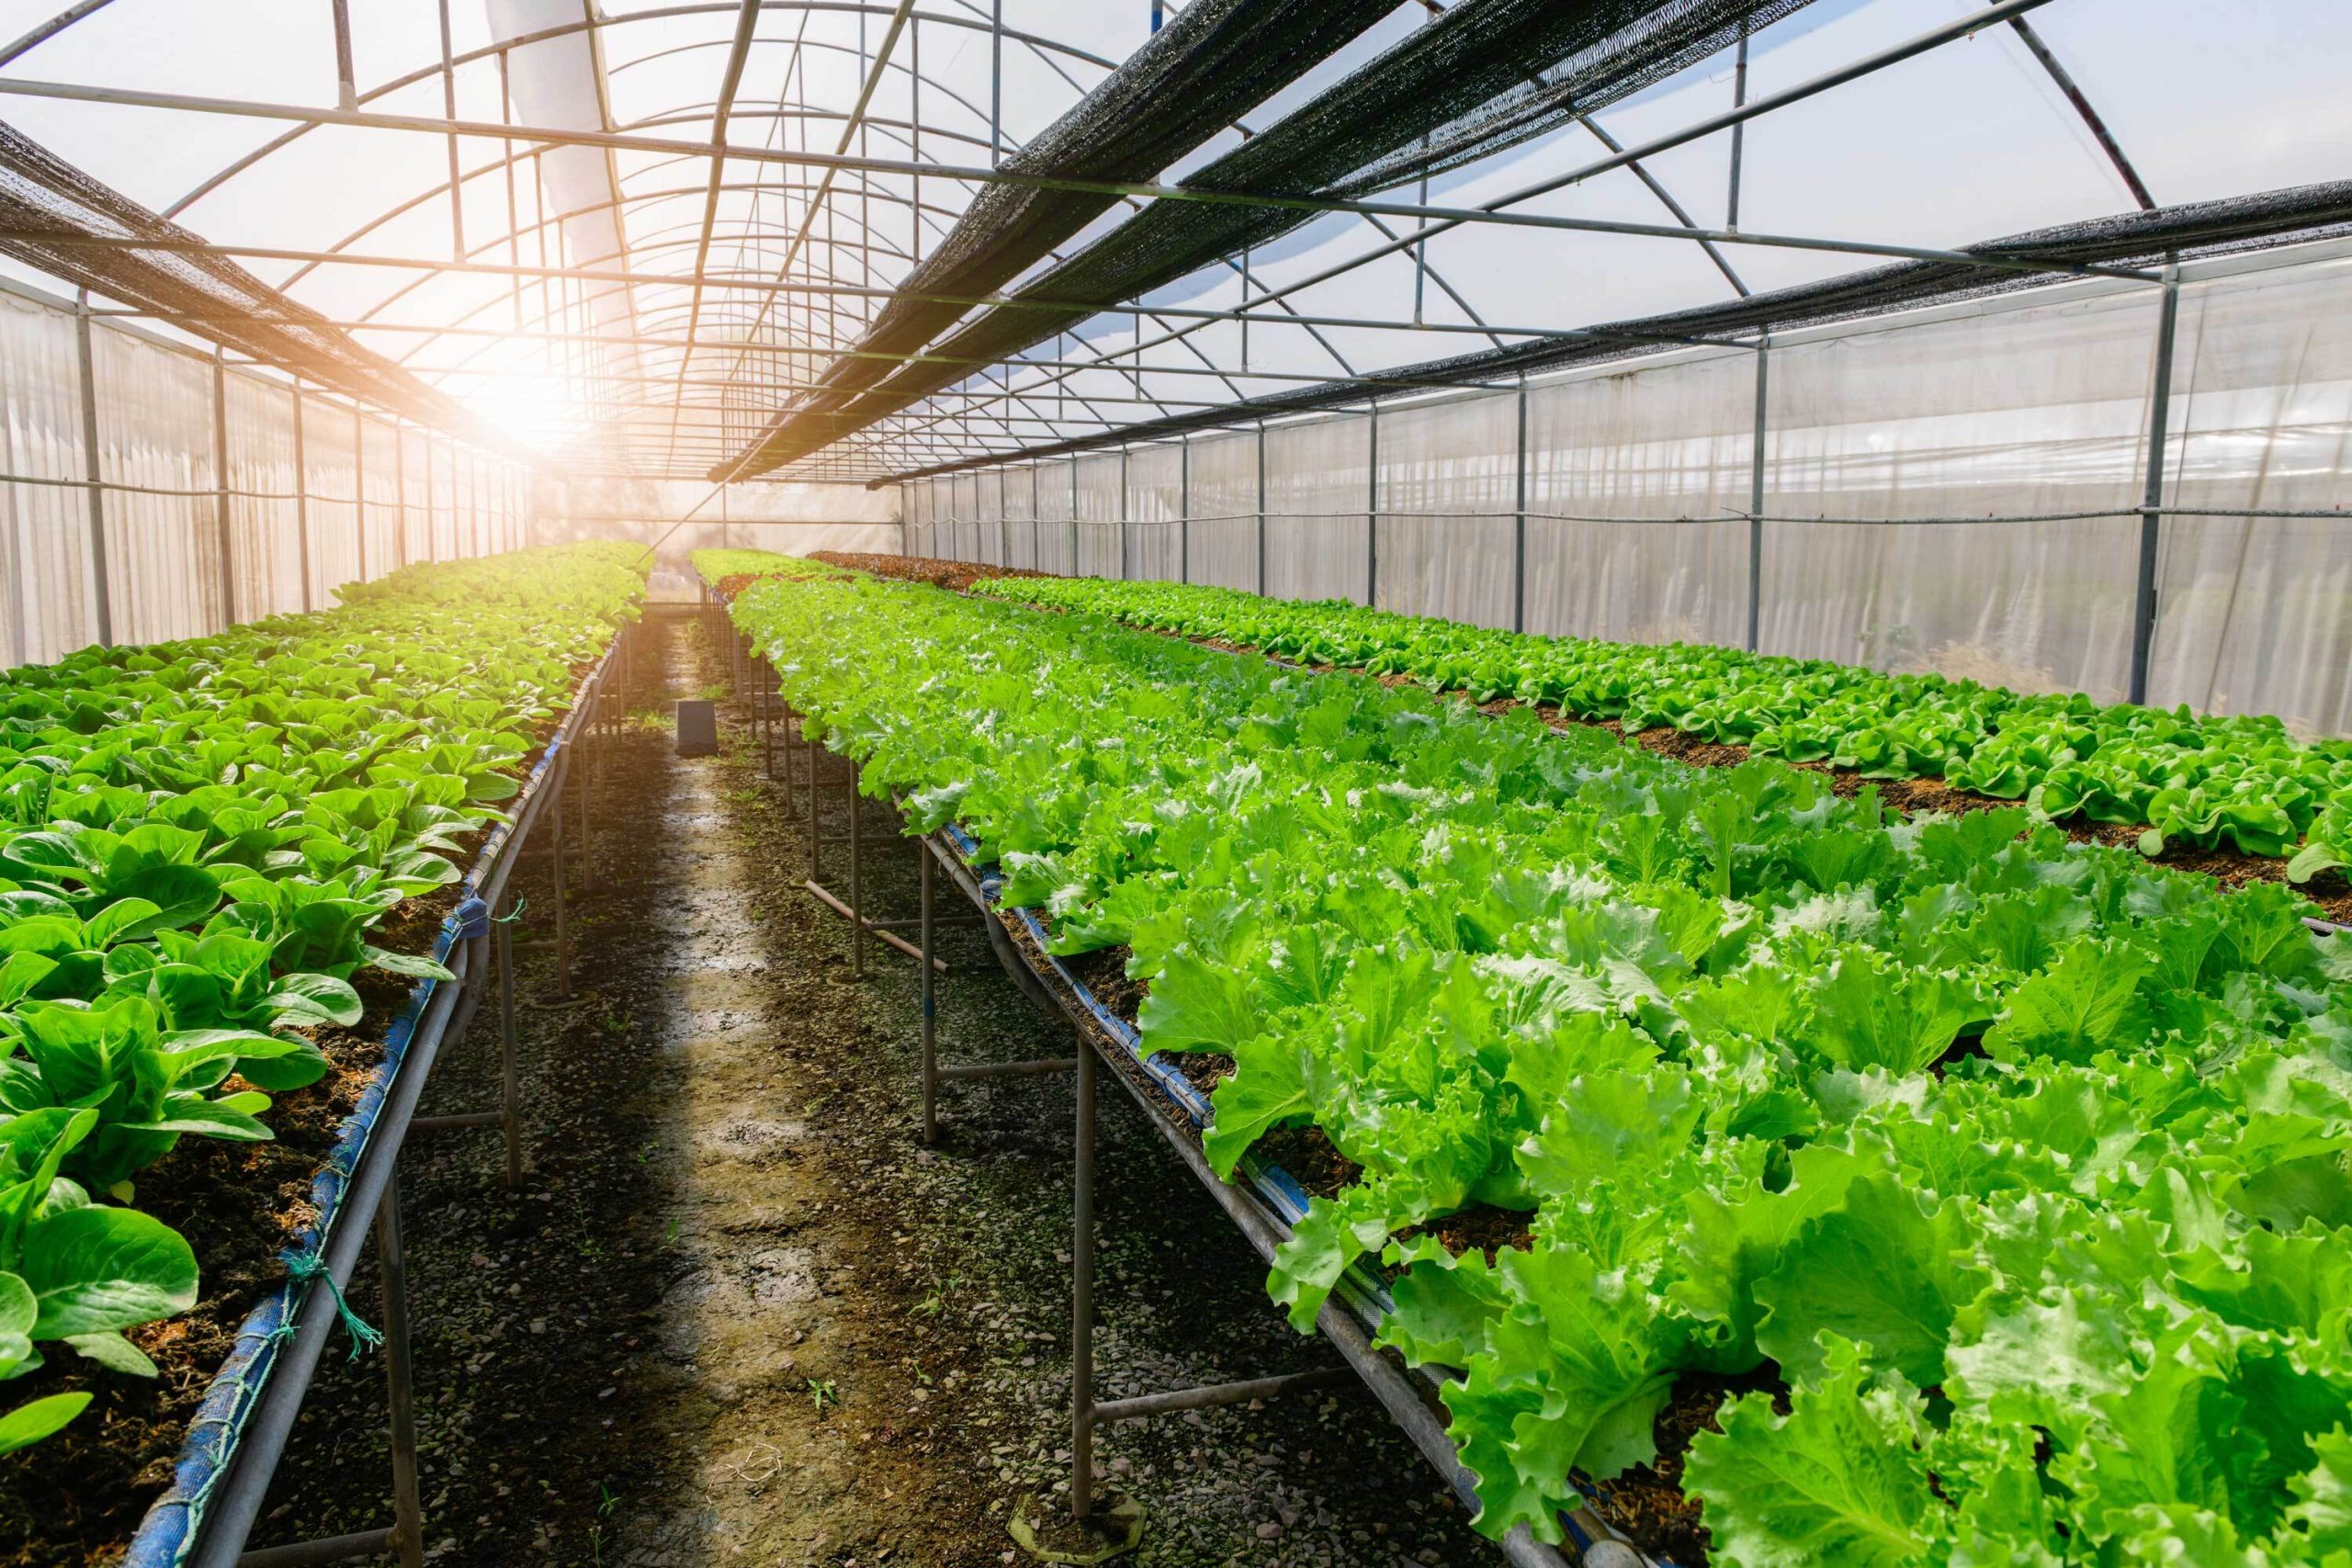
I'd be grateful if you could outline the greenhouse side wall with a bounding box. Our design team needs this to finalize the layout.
[908,240,2352,736]
[0,276,532,667]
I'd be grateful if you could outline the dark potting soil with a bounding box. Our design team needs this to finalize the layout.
[0,765,523,1566]
[1588,1366,1790,1568]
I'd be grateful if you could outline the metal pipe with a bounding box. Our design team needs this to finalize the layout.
[374,1172,424,1568]
[233,1529,397,1568]
[72,296,111,647]
[1511,378,1528,633]
[1254,423,1267,596]
[920,843,936,1144]
[1178,438,1189,585]
[211,351,234,626]
[290,384,313,613]
[2128,264,2181,705]
[1726,26,1748,231]
[937,1057,1080,1079]
[801,877,948,970]
[435,0,463,261]
[191,947,473,1568]
[1364,401,1378,608]
[1069,1038,1096,1522]
[1747,336,1770,653]
[1091,1366,1355,1425]
[329,0,357,112]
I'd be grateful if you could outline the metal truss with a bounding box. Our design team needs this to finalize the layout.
[0,0,2186,492]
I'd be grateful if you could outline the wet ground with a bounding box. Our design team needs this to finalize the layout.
[253,613,1496,1568]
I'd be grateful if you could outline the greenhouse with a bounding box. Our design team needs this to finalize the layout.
[0,2,2347,1566]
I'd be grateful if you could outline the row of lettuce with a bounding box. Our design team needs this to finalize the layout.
[728,561,2352,1566]
[970,576,2352,879]
[0,543,643,1458]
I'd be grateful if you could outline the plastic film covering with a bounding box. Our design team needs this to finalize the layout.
[222,372,303,619]
[1758,287,2162,698]
[1183,432,1261,591]
[1003,465,1040,571]
[1376,397,1516,627]
[975,469,1005,568]
[780,0,1815,468]
[0,288,96,664]
[1265,415,1369,604]
[398,428,433,567]
[905,180,2352,474]
[709,0,1396,480]
[300,396,360,612]
[89,323,219,647]
[905,242,2352,732]
[1125,443,1183,581]
[1035,458,1077,576]
[1075,452,1122,578]
[1525,352,1752,647]
[359,416,401,581]
[2153,255,2352,734]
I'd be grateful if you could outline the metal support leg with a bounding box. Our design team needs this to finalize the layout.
[848,760,866,980]
[808,740,825,883]
[1070,1043,1096,1522]
[375,1172,424,1568]
[920,846,937,1145]
[549,777,571,998]
[496,905,520,1190]
[575,720,595,894]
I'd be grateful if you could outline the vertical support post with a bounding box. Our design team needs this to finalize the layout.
[1118,445,1131,581]
[1069,457,1080,577]
[1255,422,1268,597]
[1511,378,1529,633]
[375,1169,426,1568]
[1726,26,1749,229]
[437,0,465,261]
[329,0,359,109]
[1069,1042,1097,1523]
[1365,401,1379,609]
[919,843,937,1145]
[391,422,410,570]
[2128,263,2182,706]
[352,404,368,582]
[989,0,1002,168]
[496,896,520,1190]
[212,352,235,628]
[1747,337,1770,653]
[1178,439,1190,584]
[291,383,313,613]
[848,759,866,979]
[73,298,112,648]
[548,755,570,998]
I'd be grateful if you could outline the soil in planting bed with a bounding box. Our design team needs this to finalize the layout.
[236,615,1504,1568]
[1589,1368,1787,1568]
[0,780,505,1567]
[812,550,1063,595]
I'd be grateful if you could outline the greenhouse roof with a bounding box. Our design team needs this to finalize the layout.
[0,0,2345,485]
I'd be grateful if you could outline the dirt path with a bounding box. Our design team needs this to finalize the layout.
[256,612,1498,1568]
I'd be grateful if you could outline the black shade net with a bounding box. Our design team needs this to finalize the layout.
[701,0,1396,481]
[873,177,2352,484]
[718,0,1815,479]
[0,119,505,445]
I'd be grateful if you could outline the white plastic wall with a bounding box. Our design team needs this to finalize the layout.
[902,243,2352,735]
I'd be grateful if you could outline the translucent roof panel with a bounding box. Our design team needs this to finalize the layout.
[0,0,2340,481]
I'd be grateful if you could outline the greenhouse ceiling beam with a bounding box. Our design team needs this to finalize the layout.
[50,238,1607,345]
[664,0,774,465]
[0,67,2159,285]
[151,2,1117,220]
[878,0,2084,454]
[684,0,918,474]
[1997,7,2154,210]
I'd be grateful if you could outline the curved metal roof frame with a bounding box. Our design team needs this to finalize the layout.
[0,0,2335,490]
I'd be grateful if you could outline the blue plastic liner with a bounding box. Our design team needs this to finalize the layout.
[121,636,619,1568]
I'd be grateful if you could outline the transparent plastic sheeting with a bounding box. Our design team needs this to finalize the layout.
[0,277,528,668]
[908,243,2352,738]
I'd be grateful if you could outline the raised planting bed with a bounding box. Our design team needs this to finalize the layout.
[718,562,2352,1567]
[0,544,643,1568]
